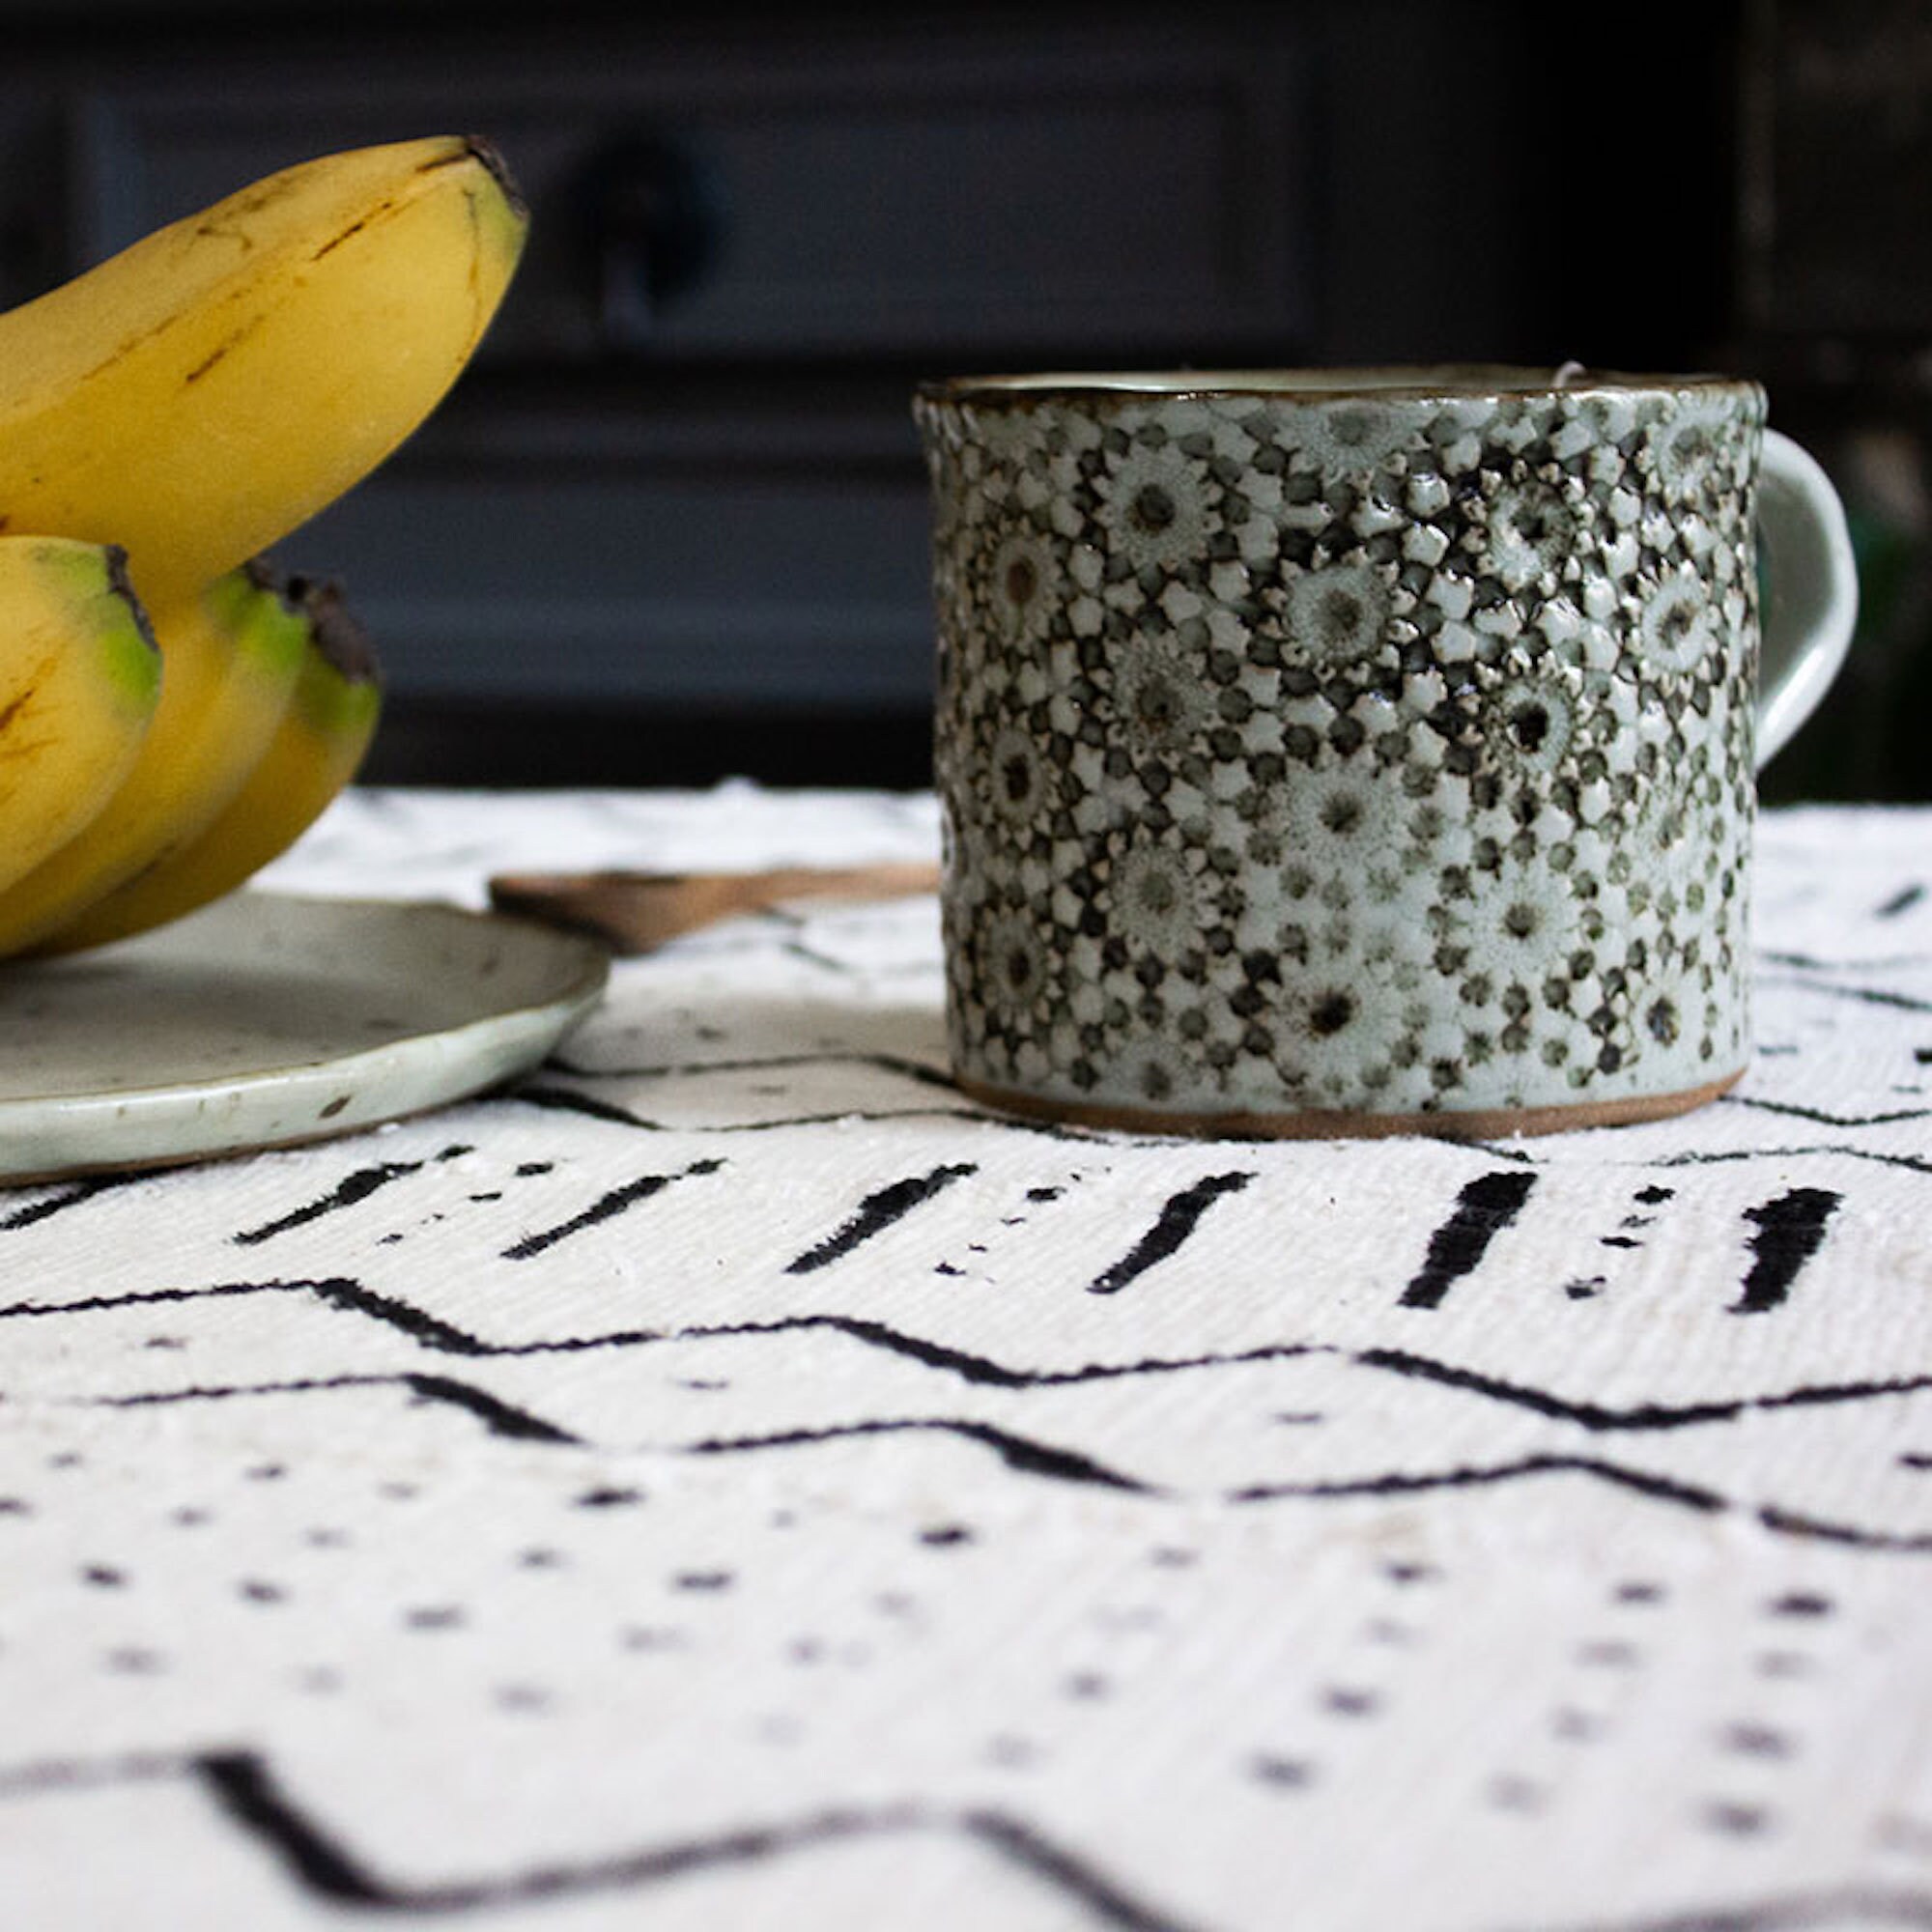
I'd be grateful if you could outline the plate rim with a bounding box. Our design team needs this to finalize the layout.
[0,890,611,1182]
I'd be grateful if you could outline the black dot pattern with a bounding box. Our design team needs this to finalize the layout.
[0,779,1925,1929]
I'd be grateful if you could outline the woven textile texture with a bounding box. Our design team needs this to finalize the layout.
[2,785,1929,1931]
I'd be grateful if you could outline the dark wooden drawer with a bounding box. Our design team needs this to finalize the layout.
[0,4,1753,788]
[0,9,1315,742]
[65,15,1315,365]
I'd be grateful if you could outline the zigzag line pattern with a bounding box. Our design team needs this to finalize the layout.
[10,1745,1932,1932]
[14,1273,1926,1439]
[42,1357,1932,1548]
[5,792,1932,1931]
[0,1749,1200,1932]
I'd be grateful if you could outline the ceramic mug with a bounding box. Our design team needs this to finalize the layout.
[913,367,1858,1138]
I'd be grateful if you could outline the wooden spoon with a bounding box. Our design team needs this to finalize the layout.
[488,861,941,954]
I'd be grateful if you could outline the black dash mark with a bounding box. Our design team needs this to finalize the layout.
[404,1375,580,1444]
[503,1158,724,1260]
[0,1173,147,1231]
[1732,1188,1842,1314]
[1087,1172,1255,1295]
[1399,1170,1538,1309]
[234,1161,425,1245]
[1879,884,1926,919]
[786,1163,978,1274]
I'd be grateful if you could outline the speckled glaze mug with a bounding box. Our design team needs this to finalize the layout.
[914,367,1858,1137]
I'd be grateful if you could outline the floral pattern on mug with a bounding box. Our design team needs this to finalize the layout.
[918,373,1767,1126]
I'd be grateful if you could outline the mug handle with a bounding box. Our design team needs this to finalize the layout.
[1754,428,1860,769]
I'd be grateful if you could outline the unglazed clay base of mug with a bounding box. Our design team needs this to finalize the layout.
[953,1065,1747,1142]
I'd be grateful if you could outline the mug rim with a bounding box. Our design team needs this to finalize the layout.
[915,365,1761,407]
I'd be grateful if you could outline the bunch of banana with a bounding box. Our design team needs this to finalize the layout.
[0,132,527,958]
[17,559,382,958]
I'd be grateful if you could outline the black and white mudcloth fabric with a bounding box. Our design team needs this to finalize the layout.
[4,784,1931,1932]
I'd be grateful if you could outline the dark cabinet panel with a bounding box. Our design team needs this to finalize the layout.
[62,22,1313,363]
[0,3,1754,786]
[292,440,935,709]
[0,9,1321,781]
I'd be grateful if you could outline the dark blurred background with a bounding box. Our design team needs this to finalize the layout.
[0,0,1922,801]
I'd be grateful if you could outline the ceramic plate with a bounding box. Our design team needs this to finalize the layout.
[0,892,610,1182]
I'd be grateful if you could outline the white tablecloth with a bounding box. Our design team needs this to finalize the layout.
[3,784,1930,1930]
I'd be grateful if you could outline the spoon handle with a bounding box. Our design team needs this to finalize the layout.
[489,861,940,953]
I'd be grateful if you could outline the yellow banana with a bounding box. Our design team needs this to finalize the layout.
[0,560,313,955]
[38,571,382,955]
[0,537,159,895]
[0,134,526,611]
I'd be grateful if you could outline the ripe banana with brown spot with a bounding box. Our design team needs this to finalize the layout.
[0,133,526,611]
[37,569,382,955]
[0,560,314,955]
[0,536,159,895]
